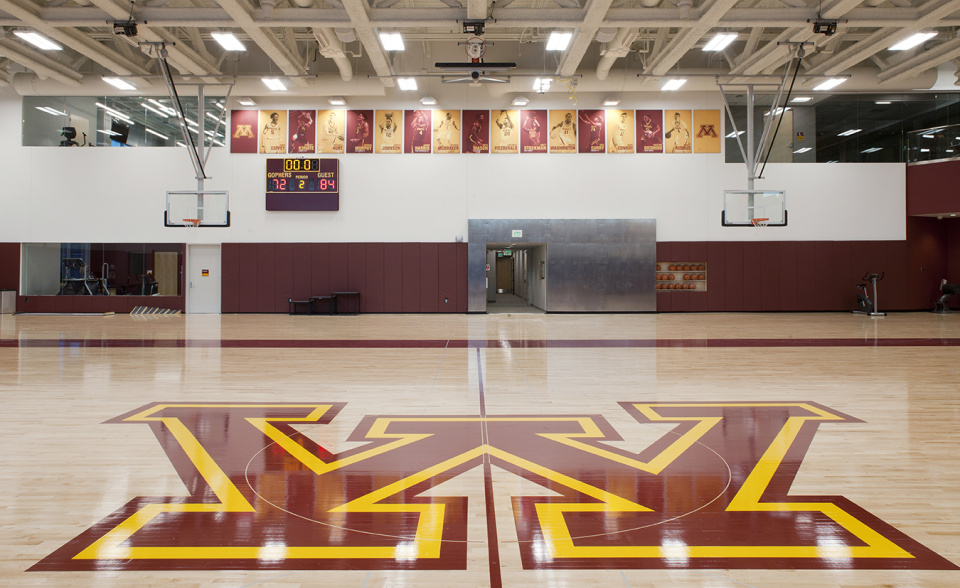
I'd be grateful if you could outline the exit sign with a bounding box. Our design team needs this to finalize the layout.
[512,230,522,238]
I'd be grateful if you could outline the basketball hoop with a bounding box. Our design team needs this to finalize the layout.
[182,218,202,227]
[750,217,769,231]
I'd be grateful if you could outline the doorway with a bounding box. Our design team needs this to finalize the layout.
[186,244,221,314]
[485,246,544,314]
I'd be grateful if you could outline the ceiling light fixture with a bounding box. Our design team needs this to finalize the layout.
[725,130,745,138]
[379,32,405,51]
[813,78,845,91]
[328,97,346,106]
[861,147,883,153]
[13,31,62,51]
[103,77,136,91]
[94,102,134,125]
[661,78,687,91]
[420,96,437,106]
[602,97,621,106]
[875,100,892,105]
[512,96,530,106]
[790,96,813,103]
[703,32,737,52]
[261,77,287,91]
[211,31,246,51]
[145,128,169,140]
[533,77,552,93]
[793,147,812,154]
[237,97,257,106]
[35,106,67,116]
[890,32,936,51]
[838,129,862,136]
[397,77,418,91]
[546,31,572,51]
[140,102,169,118]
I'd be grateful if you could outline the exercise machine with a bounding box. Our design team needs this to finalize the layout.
[934,278,959,313]
[853,272,886,317]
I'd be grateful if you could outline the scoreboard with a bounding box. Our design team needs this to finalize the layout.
[265,158,339,211]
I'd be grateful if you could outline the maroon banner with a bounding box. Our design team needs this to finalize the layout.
[288,110,316,154]
[345,110,373,153]
[462,110,489,153]
[637,109,664,154]
[405,110,432,153]
[520,110,547,153]
[229,110,258,153]
[578,110,605,153]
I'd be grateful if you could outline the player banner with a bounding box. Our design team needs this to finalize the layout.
[491,109,519,154]
[433,110,461,154]
[578,110,605,153]
[607,109,635,153]
[375,110,402,154]
[288,110,316,154]
[229,109,258,153]
[694,109,722,153]
[665,109,692,154]
[345,110,373,153]
[405,110,431,153]
[462,110,489,153]
[548,110,577,153]
[317,110,345,154]
[636,110,663,154]
[520,109,547,153]
[259,109,286,154]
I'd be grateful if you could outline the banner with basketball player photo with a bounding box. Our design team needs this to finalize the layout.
[317,110,345,154]
[694,110,722,153]
[375,110,402,154]
[288,110,316,154]
[636,110,663,154]
[462,110,489,153]
[491,109,518,154]
[548,110,577,153]
[664,109,692,154]
[520,110,547,153]
[345,110,373,153]
[606,109,635,153]
[259,109,287,154]
[578,110,605,153]
[229,110,258,153]
[405,110,432,154]
[433,110,461,154]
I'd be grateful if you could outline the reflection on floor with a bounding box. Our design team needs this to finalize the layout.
[488,292,544,314]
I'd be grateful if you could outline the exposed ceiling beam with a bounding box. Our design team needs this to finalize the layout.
[879,38,960,84]
[212,0,309,81]
[466,0,486,21]
[644,0,740,76]
[342,0,396,87]
[0,38,83,86]
[556,0,614,78]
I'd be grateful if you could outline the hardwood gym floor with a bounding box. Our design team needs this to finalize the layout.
[2,311,959,587]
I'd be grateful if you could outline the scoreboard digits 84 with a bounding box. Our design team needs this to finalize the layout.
[266,158,339,193]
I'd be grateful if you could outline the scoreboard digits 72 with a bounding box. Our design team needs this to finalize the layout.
[265,158,338,193]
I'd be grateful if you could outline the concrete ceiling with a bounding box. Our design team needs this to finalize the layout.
[2,0,960,98]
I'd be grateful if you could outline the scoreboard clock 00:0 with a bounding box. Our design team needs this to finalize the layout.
[265,158,339,211]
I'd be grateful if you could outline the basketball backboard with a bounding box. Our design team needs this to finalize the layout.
[165,191,230,227]
[722,190,787,227]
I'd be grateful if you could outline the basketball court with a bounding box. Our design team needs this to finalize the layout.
[3,310,958,587]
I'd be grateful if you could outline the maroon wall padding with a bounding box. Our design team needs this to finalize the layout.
[0,243,20,292]
[947,220,960,309]
[220,242,465,313]
[655,238,952,312]
[906,160,960,216]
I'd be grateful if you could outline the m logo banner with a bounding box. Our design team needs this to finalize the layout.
[31,402,956,572]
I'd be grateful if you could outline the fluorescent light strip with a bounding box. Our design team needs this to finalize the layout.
[36,106,67,116]
[512,96,529,106]
[94,102,134,125]
[420,97,437,106]
[328,97,346,106]
[397,77,418,91]
[140,102,170,118]
[790,96,812,103]
[725,130,745,138]
[837,129,861,136]
[262,77,287,91]
[379,32,405,51]
[206,112,220,122]
[793,147,812,154]
[14,31,62,51]
[813,78,845,91]
[145,128,169,140]
[703,32,737,52]
[875,101,892,105]
[890,32,936,51]
[211,31,246,52]
[215,102,224,110]
[922,134,935,139]
[662,78,686,91]
[920,148,931,153]
[103,77,136,91]
[602,98,621,106]
[861,147,882,153]
[147,99,178,116]
[97,129,120,136]
[546,31,572,51]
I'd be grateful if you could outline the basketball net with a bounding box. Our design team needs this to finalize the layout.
[750,217,769,231]
[182,218,201,243]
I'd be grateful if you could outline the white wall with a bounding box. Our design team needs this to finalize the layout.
[0,88,906,245]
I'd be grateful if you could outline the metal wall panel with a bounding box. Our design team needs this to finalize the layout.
[467,219,656,312]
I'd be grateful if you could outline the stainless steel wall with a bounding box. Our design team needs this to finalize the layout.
[467,219,656,312]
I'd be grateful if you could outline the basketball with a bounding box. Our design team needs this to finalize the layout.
[656,264,661,271]
[669,274,675,280]
[683,274,689,280]
[699,273,705,280]
[698,264,705,270]
[668,264,676,271]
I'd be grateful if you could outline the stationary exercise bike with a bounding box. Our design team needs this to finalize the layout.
[853,272,886,317]
[933,278,960,313]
